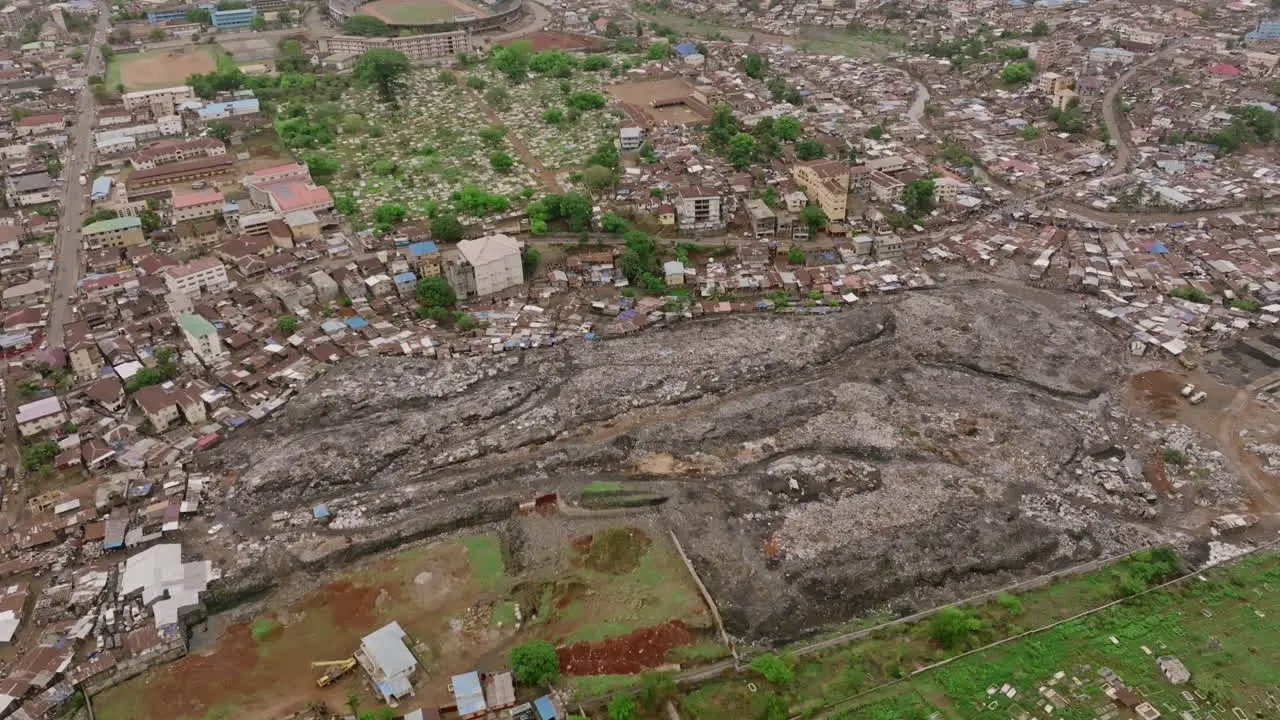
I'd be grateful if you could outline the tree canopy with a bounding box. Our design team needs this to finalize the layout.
[416,275,456,309]
[355,48,411,104]
[510,640,559,685]
[430,213,464,241]
[343,14,391,36]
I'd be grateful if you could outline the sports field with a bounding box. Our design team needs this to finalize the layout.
[357,0,488,25]
[105,45,223,91]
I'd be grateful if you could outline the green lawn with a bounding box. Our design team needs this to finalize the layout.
[458,535,507,592]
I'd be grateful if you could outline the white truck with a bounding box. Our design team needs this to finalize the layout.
[78,174,87,186]
[1189,391,1207,405]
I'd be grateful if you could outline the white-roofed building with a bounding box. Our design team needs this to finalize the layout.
[356,621,418,703]
[119,543,219,628]
[15,396,66,437]
[445,233,524,299]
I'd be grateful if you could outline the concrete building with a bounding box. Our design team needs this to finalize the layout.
[745,198,777,237]
[869,171,905,204]
[446,233,523,298]
[16,397,67,437]
[171,189,224,223]
[178,312,226,362]
[211,6,256,27]
[122,85,194,112]
[4,171,55,207]
[793,159,850,222]
[82,216,145,249]
[357,622,418,704]
[619,126,642,152]
[131,138,226,169]
[673,186,726,230]
[164,257,229,297]
[1089,46,1136,66]
[65,321,103,380]
[323,30,471,64]
[934,177,962,204]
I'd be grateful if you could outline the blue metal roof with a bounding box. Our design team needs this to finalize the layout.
[452,672,486,717]
[90,176,112,199]
[673,41,697,56]
[533,696,558,720]
[408,240,438,256]
[393,271,417,284]
[312,504,330,519]
[345,316,369,329]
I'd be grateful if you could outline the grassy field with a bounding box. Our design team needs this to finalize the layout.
[679,549,1280,720]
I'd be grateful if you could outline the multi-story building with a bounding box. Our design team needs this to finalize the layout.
[164,257,230,297]
[251,0,290,11]
[744,198,777,237]
[619,127,642,152]
[211,7,256,27]
[94,116,183,151]
[1036,71,1073,95]
[146,3,211,23]
[122,85,194,111]
[15,112,65,136]
[131,138,226,169]
[16,397,67,437]
[5,171,55,207]
[792,159,849,222]
[82,216,145,249]
[875,232,917,260]
[171,188,225,223]
[126,155,235,190]
[674,186,726,230]
[1033,37,1074,69]
[179,312,227,363]
[445,233,524,298]
[323,30,471,64]
[134,385,206,432]
[1115,25,1164,52]
[868,170,905,205]
[933,177,962,205]
[1247,19,1280,48]
[64,321,104,380]
[1089,46,1136,67]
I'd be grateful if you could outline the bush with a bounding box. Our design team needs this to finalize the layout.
[1163,448,1189,466]
[748,653,794,686]
[510,640,559,685]
[786,247,805,265]
[250,617,280,641]
[1170,286,1210,304]
[929,606,983,650]
[606,695,636,720]
[996,592,1023,615]
[638,672,677,711]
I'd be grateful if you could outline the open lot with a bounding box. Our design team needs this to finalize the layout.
[606,78,712,125]
[358,0,488,25]
[107,45,220,91]
[682,549,1280,720]
[93,515,711,720]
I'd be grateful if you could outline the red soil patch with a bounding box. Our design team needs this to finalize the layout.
[557,621,695,674]
[302,579,379,630]
[1129,370,1186,420]
[523,30,604,51]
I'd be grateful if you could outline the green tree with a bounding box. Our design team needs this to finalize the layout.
[542,107,564,124]
[278,8,294,23]
[999,45,1029,59]
[185,7,211,23]
[748,654,794,686]
[638,672,677,712]
[300,151,340,177]
[484,85,511,111]
[372,202,408,226]
[794,138,825,160]
[335,194,359,217]
[786,246,805,264]
[743,53,765,78]
[148,27,166,41]
[903,178,936,216]
[727,132,757,170]
[775,115,801,141]
[581,164,615,193]
[601,212,630,233]
[522,246,540,280]
[437,69,457,85]
[430,213,464,242]
[342,14,391,36]
[22,440,60,470]
[249,14,266,30]
[206,119,234,142]
[606,695,637,720]
[510,640,559,685]
[1021,125,1039,140]
[646,41,669,60]
[490,151,515,171]
[930,606,983,649]
[416,275,456,309]
[708,103,738,149]
[489,40,534,82]
[1030,19,1049,36]
[1001,61,1034,84]
[354,48,411,103]
[83,209,118,226]
[478,125,508,147]
[799,205,827,232]
[466,74,486,89]
[277,315,298,334]
[865,124,885,139]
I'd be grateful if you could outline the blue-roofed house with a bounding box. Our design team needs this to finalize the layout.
[197,98,260,121]
[345,316,369,329]
[393,271,418,298]
[312,504,330,520]
[452,672,487,719]
[533,695,559,720]
[90,176,112,200]
[321,319,346,335]
[673,41,697,56]
[1247,19,1280,45]
[406,240,441,277]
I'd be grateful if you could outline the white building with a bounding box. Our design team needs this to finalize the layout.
[163,257,230,297]
[15,396,67,436]
[178,313,227,363]
[355,621,418,703]
[446,233,524,298]
[122,85,194,112]
[119,544,218,628]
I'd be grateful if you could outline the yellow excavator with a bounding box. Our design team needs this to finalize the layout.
[312,658,356,688]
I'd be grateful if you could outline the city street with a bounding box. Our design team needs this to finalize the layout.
[46,6,109,348]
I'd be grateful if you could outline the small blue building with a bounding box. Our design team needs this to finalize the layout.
[211,6,256,28]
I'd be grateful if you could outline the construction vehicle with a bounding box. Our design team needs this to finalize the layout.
[312,658,356,688]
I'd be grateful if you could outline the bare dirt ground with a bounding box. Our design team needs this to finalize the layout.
[605,78,711,125]
[522,31,604,51]
[198,283,1259,648]
[118,47,216,90]
[359,0,486,25]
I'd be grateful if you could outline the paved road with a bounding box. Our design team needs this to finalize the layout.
[47,8,109,348]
